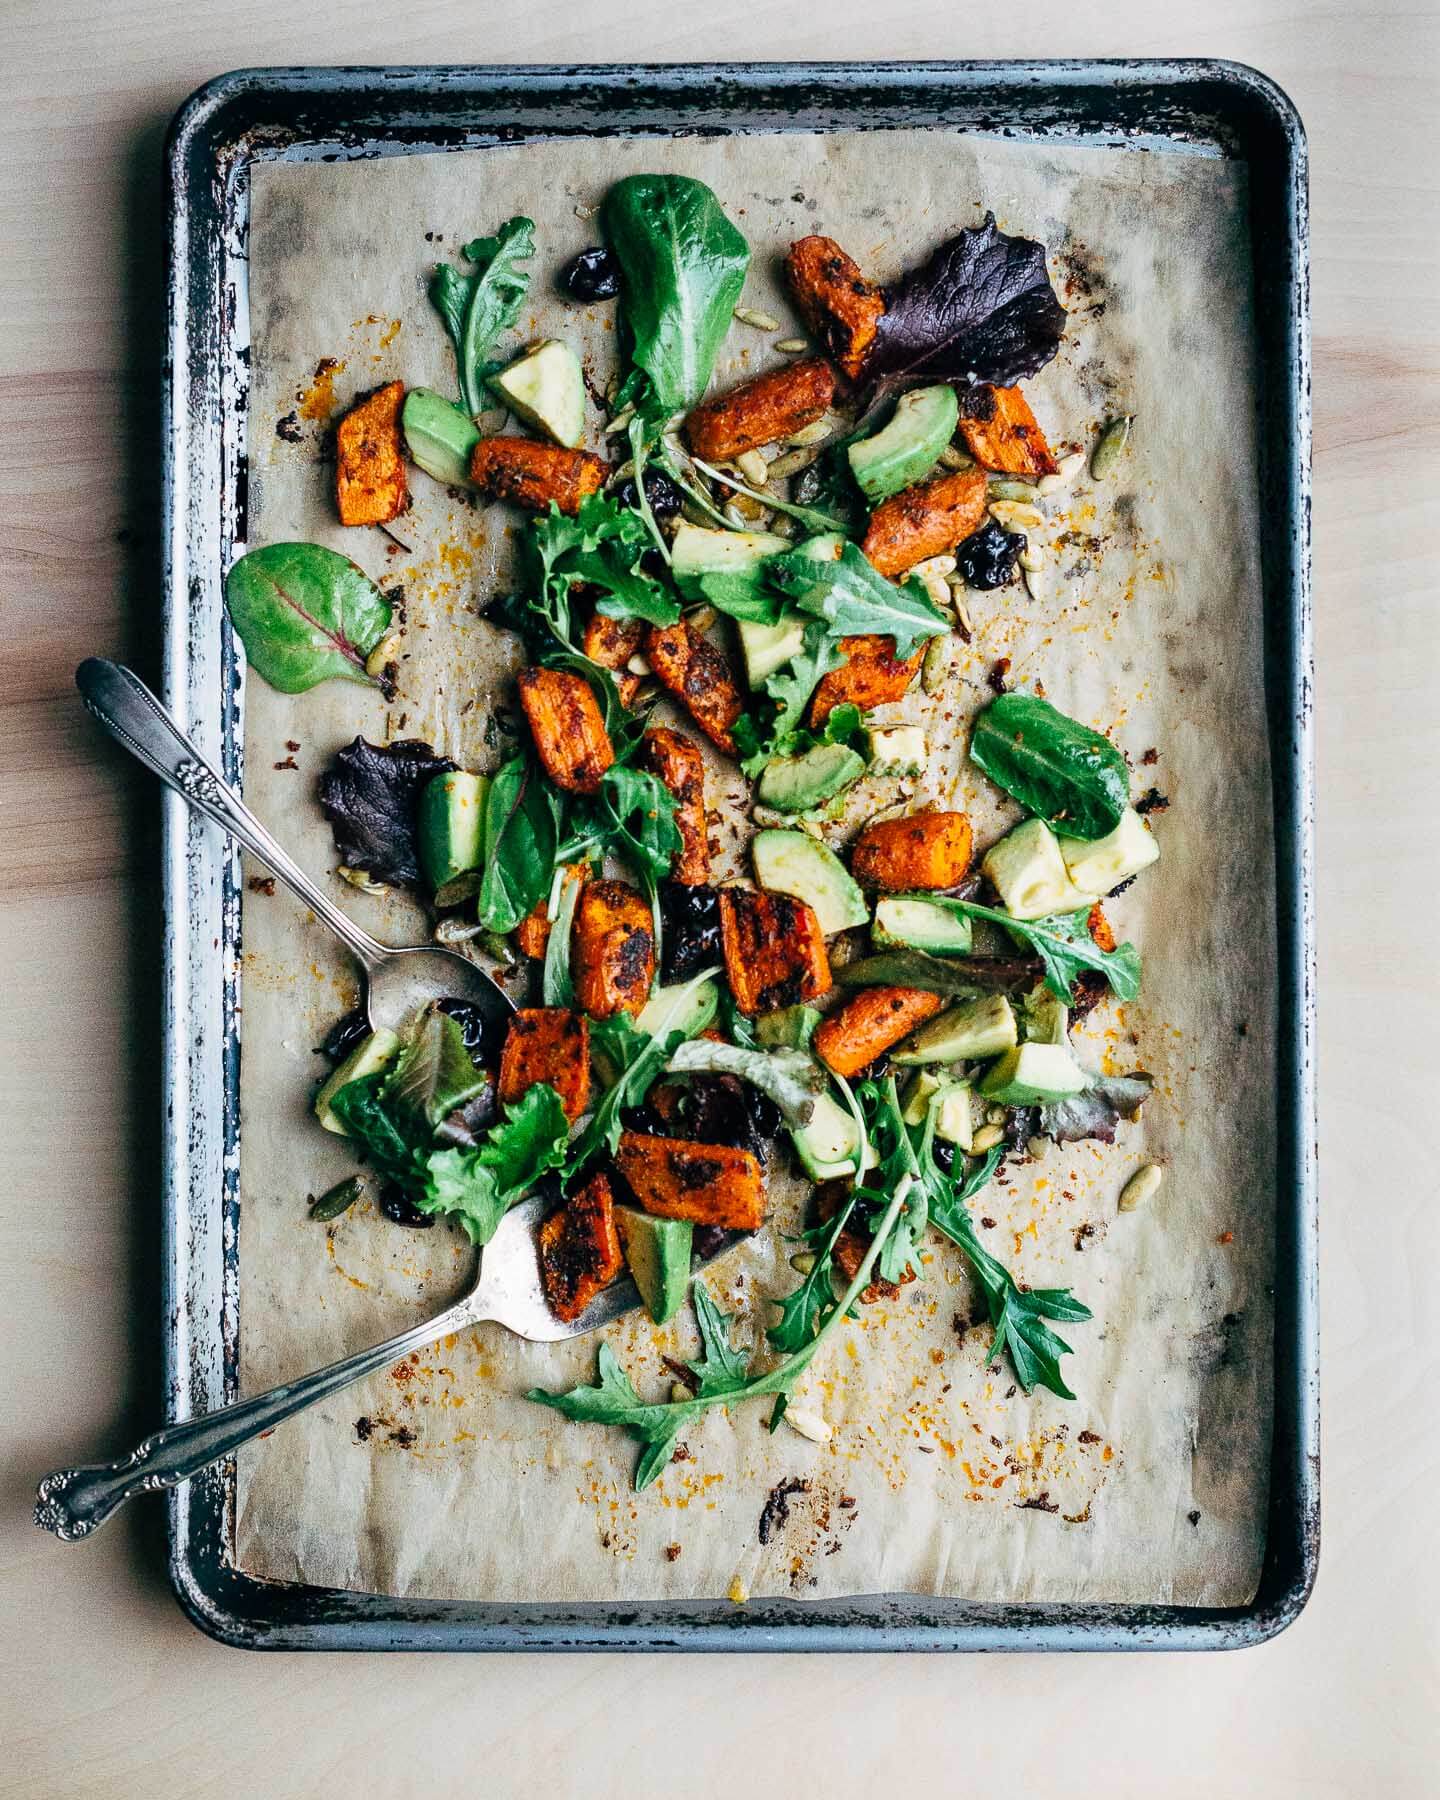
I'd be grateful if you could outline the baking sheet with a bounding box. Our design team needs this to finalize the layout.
[231,128,1274,1608]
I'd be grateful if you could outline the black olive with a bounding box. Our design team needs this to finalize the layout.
[378,1183,436,1228]
[559,246,621,302]
[956,519,1027,590]
[320,1007,370,1064]
[659,881,722,983]
[613,469,685,519]
[436,997,507,1070]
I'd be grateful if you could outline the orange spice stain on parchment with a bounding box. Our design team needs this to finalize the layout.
[298,356,345,421]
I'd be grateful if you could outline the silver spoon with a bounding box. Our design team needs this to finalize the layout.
[74,658,511,1035]
[34,1195,743,1539]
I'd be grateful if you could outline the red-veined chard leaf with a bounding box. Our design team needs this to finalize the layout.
[224,542,393,693]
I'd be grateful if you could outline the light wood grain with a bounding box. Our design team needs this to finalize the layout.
[2,4,1438,1797]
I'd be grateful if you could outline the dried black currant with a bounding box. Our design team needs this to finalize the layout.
[320,1007,371,1064]
[378,1183,436,1228]
[659,881,722,984]
[613,469,685,519]
[559,246,621,302]
[436,997,508,1071]
[956,518,1026,589]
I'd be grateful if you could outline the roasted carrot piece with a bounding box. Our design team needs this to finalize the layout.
[815,1179,915,1303]
[807,634,923,728]
[581,612,645,708]
[335,380,407,526]
[814,986,945,1079]
[956,384,1057,478]
[615,1133,765,1230]
[469,436,606,515]
[1087,903,1116,953]
[684,358,835,463]
[719,886,831,1015]
[785,237,886,382]
[849,811,974,890]
[515,862,590,960]
[517,666,614,795]
[637,726,710,884]
[572,878,655,1019]
[644,621,744,755]
[498,1007,591,1122]
[861,466,989,577]
[538,1173,623,1323]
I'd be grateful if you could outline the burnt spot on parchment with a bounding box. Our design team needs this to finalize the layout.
[754,1478,862,1590]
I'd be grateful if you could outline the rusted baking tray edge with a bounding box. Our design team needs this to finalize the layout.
[159,60,1315,1651]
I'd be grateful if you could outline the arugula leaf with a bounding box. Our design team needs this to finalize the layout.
[423,1082,570,1244]
[955,901,1141,1005]
[385,1005,489,1132]
[523,494,680,649]
[665,1039,822,1127]
[685,1282,752,1395]
[767,541,950,661]
[969,692,1130,841]
[835,946,1041,996]
[734,619,846,777]
[851,1075,927,1285]
[429,218,535,419]
[696,569,786,626]
[477,755,562,934]
[541,860,590,1009]
[687,455,850,537]
[327,1073,430,1191]
[225,543,394,694]
[766,1189,859,1354]
[559,765,683,887]
[604,175,750,430]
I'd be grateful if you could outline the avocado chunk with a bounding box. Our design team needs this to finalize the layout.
[636,978,719,1042]
[981,818,1091,921]
[978,1042,1088,1105]
[890,993,1018,1065]
[402,388,481,486]
[314,1028,401,1136]
[418,771,489,906]
[933,1080,975,1150]
[900,1068,944,1126]
[1058,807,1160,897]
[491,340,586,448]
[755,1004,823,1050]
[1020,987,1068,1047]
[864,724,927,777]
[670,522,789,598]
[847,385,960,503]
[790,1088,876,1181]
[872,894,974,956]
[616,1205,693,1325]
[738,612,808,688]
[752,829,868,934]
[758,743,866,813]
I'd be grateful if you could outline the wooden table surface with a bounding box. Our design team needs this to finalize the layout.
[2,4,1436,1795]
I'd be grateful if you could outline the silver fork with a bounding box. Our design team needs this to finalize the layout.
[35,1194,739,1540]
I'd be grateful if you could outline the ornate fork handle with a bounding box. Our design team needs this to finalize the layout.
[34,1295,481,1540]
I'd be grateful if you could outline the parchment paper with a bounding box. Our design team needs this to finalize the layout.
[232,129,1275,1606]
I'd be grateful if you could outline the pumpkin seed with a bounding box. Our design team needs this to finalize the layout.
[1118,1162,1163,1212]
[972,1123,1005,1152]
[938,444,974,470]
[1018,542,1044,572]
[671,1383,693,1404]
[986,1106,1007,1126]
[784,1406,833,1444]
[922,634,952,694]
[685,604,718,633]
[604,405,636,435]
[988,499,1045,531]
[766,444,824,480]
[735,448,770,486]
[337,865,388,895]
[574,203,594,221]
[778,337,810,354]
[1091,416,1133,480]
[912,553,957,580]
[914,566,953,612]
[626,653,652,676]
[310,1176,364,1221]
[364,632,402,679]
[481,930,517,966]
[790,1251,818,1275]
[1022,563,1048,602]
[727,493,769,524]
[434,915,485,945]
[786,419,833,448]
[769,511,799,539]
[1037,450,1086,495]
[988,478,1038,502]
[734,306,782,331]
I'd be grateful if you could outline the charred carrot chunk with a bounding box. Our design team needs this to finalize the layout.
[719,886,831,1015]
[861,466,990,578]
[807,634,923,728]
[515,862,591,960]
[814,986,945,1079]
[815,1179,915,1303]
[335,380,407,526]
[637,726,711,884]
[956,384,1058,478]
[538,1173,623,1323]
[785,237,886,382]
[684,358,835,463]
[517,666,614,794]
[1087,903,1116,953]
[615,1133,765,1231]
[645,621,744,755]
[572,878,655,1019]
[498,1007,590,1122]
[849,811,974,890]
[469,436,606,515]
[581,611,645,708]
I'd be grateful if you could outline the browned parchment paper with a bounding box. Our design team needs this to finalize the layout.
[231,129,1274,1606]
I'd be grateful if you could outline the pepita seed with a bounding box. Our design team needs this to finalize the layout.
[1091,415,1133,480]
[784,1406,833,1444]
[1037,450,1086,495]
[988,500,1045,531]
[938,444,974,470]
[911,554,957,580]
[364,632,402,679]
[481,930,517,966]
[337,865,388,895]
[604,405,636,435]
[1022,563,1047,603]
[790,1251,818,1275]
[786,419,833,448]
[922,634,952,694]
[915,568,952,612]
[573,203,594,220]
[728,493,768,523]
[986,1105,1007,1126]
[723,503,750,529]
[1018,542,1044,572]
[434,916,486,945]
[671,1383,693,1404]
[1027,1136,1049,1160]
[972,1123,1005,1153]
[735,449,770,486]
[1118,1162,1163,1212]
[734,306,781,331]
[766,445,824,480]
[769,512,798,539]
[310,1175,364,1221]
[775,337,810,353]
[626,653,652,676]
[685,604,718,633]
[988,478,1038,502]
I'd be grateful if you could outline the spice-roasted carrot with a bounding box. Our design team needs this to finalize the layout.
[515,862,590,960]
[572,878,654,1018]
[335,380,407,526]
[644,620,744,755]
[719,885,831,1015]
[538,1174,623,1323]
[581,612,645,708]
[807,634,923,727]
[684,358,835,463]
[861,466,989,577]
[637,726,710,884]
[615,1133,765,1230]
[956,384,1058,478]
[1087,903,1116,953]
[498,1007,591,1122]
[517,666,614,794]
[469,436,606,515]
[785,237,886,382]
[814,986,945,1079]
[849,811,974,890]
